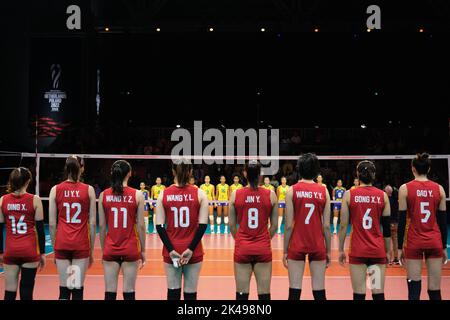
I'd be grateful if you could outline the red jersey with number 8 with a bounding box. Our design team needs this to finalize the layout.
[405,180,442,250]
[234,187,272,257]
[55,181,90,251]
[162,185,203,263]
[348,186,385,258]
[102,186,140,256]
[1,193,40,259]
[288,182,326,258]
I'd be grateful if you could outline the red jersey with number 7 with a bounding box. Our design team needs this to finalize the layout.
[102,186,140,256]
[348,186,385,258]
[161,185,203,260]
[234,187,272,256]
[405,180,442,250]
[288,182,326,256]
[55,181,90,251]
[1,193,40,258]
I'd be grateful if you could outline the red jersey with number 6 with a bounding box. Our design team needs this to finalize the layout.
[234,187,272,256]
[102,186,140,256]
[162,185,203,261]
[405,180,442,250]
[1,193,40,258]
[55,181,90,251]
[348,186,385,258]
[288,182,326,257]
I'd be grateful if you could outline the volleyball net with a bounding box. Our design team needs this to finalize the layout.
[0,152,449,201]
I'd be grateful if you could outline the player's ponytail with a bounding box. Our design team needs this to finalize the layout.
[297,153,320,180]
[64,155,84,182]
[172,158,192,187]
[412,152,431,175]
[356,160,376,184]
[7,167,32,193]
[245,160,261,190]
[111,160,131,194]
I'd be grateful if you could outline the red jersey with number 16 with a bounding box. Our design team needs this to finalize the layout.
[162,185,203,261]
[234,187,272,256]
[102,186,140,256]
[55,181,90,251]
[1,193,40,259]
[405,180,442,250]
[348,186,385,258]
[288,182,326,257]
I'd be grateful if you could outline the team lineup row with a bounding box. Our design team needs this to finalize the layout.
[0,153,447,300]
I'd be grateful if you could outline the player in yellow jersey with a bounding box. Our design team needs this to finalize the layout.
[200,175,216,233]
[216,175,230,234]
[276,177,289,234]
[316,174,327,189]
[150,177,165,233]
[189,176,198,188]
[140,182,151,234]
[350,177,359,190]
[262,176,275,191]
[230,174,243,193]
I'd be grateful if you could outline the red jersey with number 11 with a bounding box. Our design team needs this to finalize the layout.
[348,186,385,258]
[405,180,442,250]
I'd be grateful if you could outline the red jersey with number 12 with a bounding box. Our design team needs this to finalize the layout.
[405,180,442,250]
[1,193,40,258]
[234,187,272,256]
[162,185,203,259]
[102,186,140,256]
[288,182,326,255]
[348,186,385,258]
[55,181,90,251]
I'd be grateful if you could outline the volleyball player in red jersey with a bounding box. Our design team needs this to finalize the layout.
[155,160,209,300]
[397,153,447,300]
[0,168,46,300]
[49,156,97,300]
[99,160,146,300]
[229,160,278,300]
[284,153,331,300]
[338,161,391,300]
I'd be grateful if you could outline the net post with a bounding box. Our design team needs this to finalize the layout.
[35,153,40,196]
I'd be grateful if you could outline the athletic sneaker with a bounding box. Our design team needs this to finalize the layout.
[392,259,400,265]
[210,226,215,234]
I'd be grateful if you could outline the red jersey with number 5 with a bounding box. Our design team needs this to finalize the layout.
[234,187,272,256]
[55,181,90,251]
[348,186,385,258]
[102,186,140,256]
[405,180,442,250]
[1,193,40,258]
[288,182,326,255]
[162,185,202,259]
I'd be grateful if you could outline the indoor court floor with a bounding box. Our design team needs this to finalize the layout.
[1,226,449,300]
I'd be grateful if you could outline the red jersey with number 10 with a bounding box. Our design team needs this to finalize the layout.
[162,185,203,259]
[288,182,326,255]
[102,186,140,256]
[1,193,40,258]
[55,181,90,251]
[405,180,442,250]
[234,187,272,256]
[348,186,385,258]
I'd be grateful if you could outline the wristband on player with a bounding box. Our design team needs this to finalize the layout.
[188,224,208,251]
[36,220,45,254]
[437,210,448,249]
[0,222,4,253]
[156,224,174,253]
[397,210,407,249]
[381,216,391,238]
